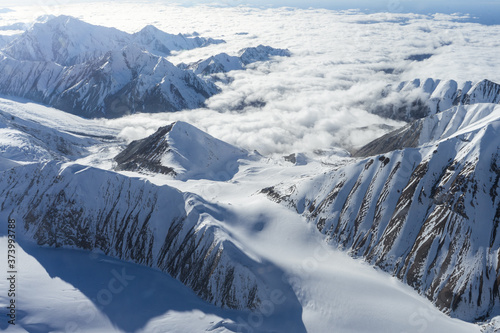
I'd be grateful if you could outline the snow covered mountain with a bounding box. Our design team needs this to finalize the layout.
[355,103,500,156]
[182,45,291,76]
[1,15,224,66]
[264,102,500,321]
[0,16,227,118]
[3,5,500,332]
[0,94,497,331]
[114,121,249,180]
[0,161,270,311]
[0,45,219,118]
[133,25,225,59]
[372,78,500,122]
[0,16,295,118]
[0,35,14,49]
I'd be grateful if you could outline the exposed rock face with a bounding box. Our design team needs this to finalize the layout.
[115,124,177,176]
[0,162,266,310]
[114,121,248,181]
[264,104,500,322]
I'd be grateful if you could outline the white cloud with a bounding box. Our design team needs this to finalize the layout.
[2,3,500,155]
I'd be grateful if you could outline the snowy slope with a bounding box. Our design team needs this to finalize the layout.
[0,162,271,311]
[0,45,219,118]
[0,35,14,49]
[1,15,223,66]
[114,121,249,180]
[0,95,492,332]
[355,103,500,156]
[265,103,500,321]
[0,237,261,333]
[183,45,291,76]
[0,101,104,162]
[0,227,481,333]
[372,78,500,122]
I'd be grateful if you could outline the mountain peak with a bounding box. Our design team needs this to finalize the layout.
[238,44,292,65]
[115,121,248,180]
[464,79,500,104]
[2,15,127,66]
[371,78,500,122]
[1,15,225,66]
[184,45,291,76]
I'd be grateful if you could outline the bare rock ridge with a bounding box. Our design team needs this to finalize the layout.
[264,103,500,322]
[114,121,248,181]
[115,123,177,176]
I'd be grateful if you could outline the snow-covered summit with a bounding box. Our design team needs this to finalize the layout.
[1,15,224,66]
[2,15,128,66]
[133,24,225,58]
[115,121,249,180]
[355,103,500,156]
[238,44,291,65]
[0,43,220,118]
[182,44,291,76]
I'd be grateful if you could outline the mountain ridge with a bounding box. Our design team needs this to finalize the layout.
[371,78,500,122]
[1,15,224,65]
[0,44,220,118]
[264,103,500,321]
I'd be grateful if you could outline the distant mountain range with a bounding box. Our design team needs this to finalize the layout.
[1,15,225,65]
[179,45,291,76]
[372,78,500,122]
[0,15,290,118]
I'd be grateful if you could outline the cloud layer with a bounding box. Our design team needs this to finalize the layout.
[1,3,500,155]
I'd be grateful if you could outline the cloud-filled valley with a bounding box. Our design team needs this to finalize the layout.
[0,4,499,155]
